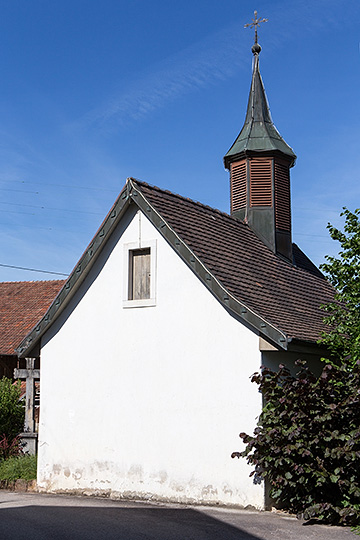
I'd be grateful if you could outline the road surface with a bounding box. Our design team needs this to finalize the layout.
[0,491,353,539]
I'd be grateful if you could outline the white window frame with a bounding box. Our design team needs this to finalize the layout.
[123,240,157,308]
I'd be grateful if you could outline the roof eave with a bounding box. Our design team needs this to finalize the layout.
[286,338,329,357]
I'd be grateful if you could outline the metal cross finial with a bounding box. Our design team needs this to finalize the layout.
[244,10,268,45]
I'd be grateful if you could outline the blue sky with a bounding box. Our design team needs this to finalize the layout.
[0,0,359,281]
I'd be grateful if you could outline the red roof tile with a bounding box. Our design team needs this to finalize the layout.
[0,280,65,355]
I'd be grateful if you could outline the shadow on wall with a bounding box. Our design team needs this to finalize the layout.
[262,350,325,378]
[0,505,264,540]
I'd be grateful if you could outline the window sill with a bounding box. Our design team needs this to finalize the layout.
[123,298,156,308]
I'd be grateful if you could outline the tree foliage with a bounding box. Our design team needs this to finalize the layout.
[233,208,360,525]
[0,378,24,444]
[320,208,360,368]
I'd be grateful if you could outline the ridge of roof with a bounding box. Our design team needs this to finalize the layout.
[0,279,64,285]
[131,180,318,278]
[131,179,241,223]
[132,179,324,279]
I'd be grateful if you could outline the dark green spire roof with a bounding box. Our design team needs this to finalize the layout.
[224,46,296,169]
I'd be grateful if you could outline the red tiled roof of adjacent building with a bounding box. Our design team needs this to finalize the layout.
[0,280,65,355]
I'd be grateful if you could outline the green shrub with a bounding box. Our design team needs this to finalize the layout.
[0,454,37,482]
[232,360,360,525]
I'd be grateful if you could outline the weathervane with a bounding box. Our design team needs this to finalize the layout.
[244,10,268,46]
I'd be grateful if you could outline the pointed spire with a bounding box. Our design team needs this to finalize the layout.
[224,19,296,262]
[224,42,296,169]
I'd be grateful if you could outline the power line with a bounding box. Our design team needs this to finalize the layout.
[0,263,68,277]
[0,201,104,215]
[295,233,332,239]
[6,179,119,193]
[0,187,39,194]
[0,222,57,231]
[1,209,35,215]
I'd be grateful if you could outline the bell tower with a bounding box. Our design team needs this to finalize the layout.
[224,12,296,261]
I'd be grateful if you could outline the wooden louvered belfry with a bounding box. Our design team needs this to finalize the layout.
[230,156,292,236]
[224,38,296,262]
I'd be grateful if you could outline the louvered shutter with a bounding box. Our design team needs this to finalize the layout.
[274,161,291,231]
[230,160,247,212]
[249,158,272,207]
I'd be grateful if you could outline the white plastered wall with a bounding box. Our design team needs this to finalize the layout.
[38,207,265,508]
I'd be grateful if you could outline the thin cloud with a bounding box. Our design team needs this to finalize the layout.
[76,22,248,131]
[73,0,351,133]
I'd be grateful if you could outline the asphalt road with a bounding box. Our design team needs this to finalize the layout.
[0,491,353,539]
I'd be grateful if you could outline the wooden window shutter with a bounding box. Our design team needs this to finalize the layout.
[129,248,151,300]
[230,160,247,212]
[274,161,291,231]
[249,158,272,207]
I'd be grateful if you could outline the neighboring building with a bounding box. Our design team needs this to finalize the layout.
[0,280,64,438]
[17,42,334,508]
[0,280,65,378]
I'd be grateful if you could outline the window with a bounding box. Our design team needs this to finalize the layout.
[128,248,151,300]
[123,241,157,307]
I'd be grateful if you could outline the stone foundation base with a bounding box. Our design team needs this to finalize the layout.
[0,479,37,492]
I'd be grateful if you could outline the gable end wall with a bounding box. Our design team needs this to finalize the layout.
[39,208,267,507]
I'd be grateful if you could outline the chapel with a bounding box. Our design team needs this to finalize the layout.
[14,26,334,508]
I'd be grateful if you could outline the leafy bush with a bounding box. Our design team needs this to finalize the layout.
[0,378,24,441]
[232,360,360,525]
[0,454,37,482]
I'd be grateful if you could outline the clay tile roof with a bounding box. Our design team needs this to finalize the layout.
[134,180,334,344]
[0,280,65,355]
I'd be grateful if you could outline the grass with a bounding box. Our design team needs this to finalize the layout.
[0,454,37,482]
